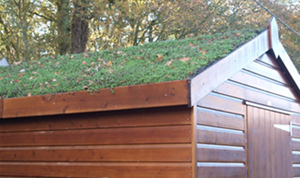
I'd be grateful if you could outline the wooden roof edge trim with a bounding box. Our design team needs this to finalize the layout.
[2,80,189,119]
[189,29,270,106]
[269,17,300,98]
[276,42,300,97]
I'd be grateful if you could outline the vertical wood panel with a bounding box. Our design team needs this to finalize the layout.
[247,106,292,178]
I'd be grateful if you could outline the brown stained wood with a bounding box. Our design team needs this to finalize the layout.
[197,148,245,162]
[243,61,289,85]
[0,106,191,133]
[277,43,300,98]
[197,94,244,115]
[2,80,189,118]
[293,167,300,177]
[196,107,244,131]
[247,106,292,178]
[197,129,245,147]
[257,53,279,69]
[292,128,300,138]
[197,166,246,178]
[293,153,300,164]
[214,82,300,114]
[230,71,298,100]
[293,141,300,151]
[191,106,198,178]
[0,162,192,178]
[0,144,191,162]
[190,30,270,106]
[0,125,191,147]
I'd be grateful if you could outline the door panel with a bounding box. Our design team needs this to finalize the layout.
[247,106,292,178]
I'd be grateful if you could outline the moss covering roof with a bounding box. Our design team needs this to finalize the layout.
[0,29,262,99]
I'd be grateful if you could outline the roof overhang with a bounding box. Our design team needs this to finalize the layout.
[189,17,300,107]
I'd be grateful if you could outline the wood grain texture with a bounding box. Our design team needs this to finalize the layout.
[243,61,289,85]
[0,126,191,147]
[293,141,300,151]
[247,106,292,178]
[197,129,245,147]
[256,53,279,69]
[0,106,191,133]
[196,107,244,131]
[197,166,246,178]
[0,162,192,178]
[230,70,298,100]
[276,42,300,99]
[191,106,198,178]
[0,144,191,162]
[2,80,189,118]
[293,167,300,177]
[196,94,245,115]
[190,30,269,106]
[214,81,300,114]
[197,148,245,162]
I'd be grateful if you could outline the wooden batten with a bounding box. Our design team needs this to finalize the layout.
[189,29,270,106]
[2,80,189,118]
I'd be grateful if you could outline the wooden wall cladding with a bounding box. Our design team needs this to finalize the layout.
[195,96,247,178]
[2,80,188,118]
[214,53,300,114]
[0,106,193,178]
[291,115,300,177]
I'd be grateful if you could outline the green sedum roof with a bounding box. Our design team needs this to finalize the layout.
[0,29,262,98]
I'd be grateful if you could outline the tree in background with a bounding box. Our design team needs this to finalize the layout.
[0,0,299,71]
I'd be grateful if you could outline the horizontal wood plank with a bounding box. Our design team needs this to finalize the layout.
[0,126,191,147]
[292,128,300,138]
[197,94,245,115]
[0,162,192,178]
[293,167,300,177]
[292,153,300,164]
[0,106,191,133]
[230,71,298,100]
[197,148,245,162]
[197,129,245,146]
[292,141,300,151]
[196,107,244,131]
[214,82,300,114]
[243,61,289,85]
[0,144,191,162]
[2,80,188,118]
[197,166,246,178]
[256,53,279,69]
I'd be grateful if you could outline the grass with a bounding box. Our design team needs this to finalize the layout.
[0,29,262,98]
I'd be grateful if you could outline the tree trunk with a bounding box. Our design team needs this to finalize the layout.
[56,0,70,55]
[71,0,89,54]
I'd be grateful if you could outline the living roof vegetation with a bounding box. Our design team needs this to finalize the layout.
[0,29,262,99]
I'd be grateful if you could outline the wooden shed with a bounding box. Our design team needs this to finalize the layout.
[0,18,300,178]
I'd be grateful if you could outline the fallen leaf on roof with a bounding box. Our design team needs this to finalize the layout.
[106,61,113,66]
[189,43,195,47]
[82,61,87,65]
[156,54,163,61]
[180,57,191,62]
[84,52,89,58]
[165,60,173,67]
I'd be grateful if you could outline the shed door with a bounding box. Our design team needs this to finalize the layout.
[247,105,292,178]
